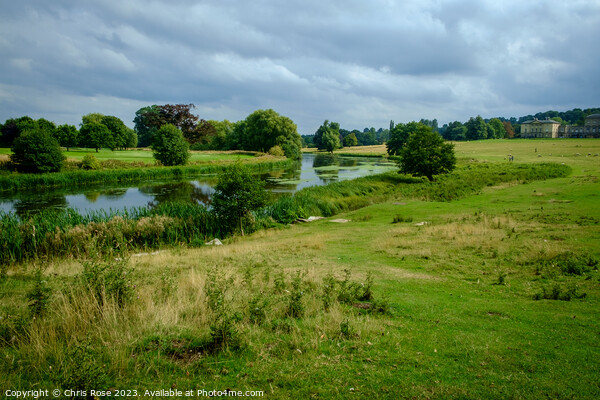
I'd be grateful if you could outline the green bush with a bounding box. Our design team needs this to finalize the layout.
[10,128,65,173]
[211,163,269,235]
[80,153,100,170]
[268,145,285,157]
[152,124,190,166]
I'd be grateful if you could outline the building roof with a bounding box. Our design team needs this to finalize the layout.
[586,114,600,119]
[522,118,560,124]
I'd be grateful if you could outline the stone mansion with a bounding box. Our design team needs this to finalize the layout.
[520,114,600,138]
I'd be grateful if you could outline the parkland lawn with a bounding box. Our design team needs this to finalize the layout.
[1,139,599,399]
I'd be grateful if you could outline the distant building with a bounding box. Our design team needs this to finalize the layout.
[521,114,600,138]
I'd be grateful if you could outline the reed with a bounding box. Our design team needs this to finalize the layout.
[0,159,293,192]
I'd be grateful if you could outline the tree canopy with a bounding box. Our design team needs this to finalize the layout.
[386,121,421,155]
[151,124,190,166]
[211,163,269,235]
[235,109,302,159]
[397,124,456,181]
[11,127,65,173]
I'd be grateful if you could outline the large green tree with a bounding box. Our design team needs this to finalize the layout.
[237,109,301,159]
[11,127,65,173]
[398,125,456,181]
[442,121,467,141]
[151,124,190,166]
[211,163,269,235]
[488,118,506,139]
[343,132,358,147]
[0,116,36,147]
[322,128,340,153]
[101,116,129,150]
[465,116,488,140]
[133,104,199,147]
[79,122,112,152]
[55,124,79,151]
[314,120,340,152]
[386,121,421,155]
[133,105,161,147]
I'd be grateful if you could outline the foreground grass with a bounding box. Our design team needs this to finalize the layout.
[1,139,599,398]
[1,175,598,398]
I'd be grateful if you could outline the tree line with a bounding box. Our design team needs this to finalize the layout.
[1,105,302,158]
[303,107,599,148]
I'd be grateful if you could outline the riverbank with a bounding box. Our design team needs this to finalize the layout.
[0,161,571,267]
[0,156,291,193]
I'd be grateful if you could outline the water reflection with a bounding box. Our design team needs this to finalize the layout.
[0,154,396,215]
[12,194,68,218]
[140,181,214,207]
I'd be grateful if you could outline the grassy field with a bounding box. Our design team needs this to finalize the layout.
[1,139,599,399]
[0,147,256,164]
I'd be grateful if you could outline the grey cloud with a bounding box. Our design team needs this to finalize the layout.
[0,0,598,134]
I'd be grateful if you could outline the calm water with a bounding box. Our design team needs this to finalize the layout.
[0,154,395,216]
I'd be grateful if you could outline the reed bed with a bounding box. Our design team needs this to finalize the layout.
[0,159,292,192]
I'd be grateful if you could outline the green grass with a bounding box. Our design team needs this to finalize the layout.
[1,147,256,163]
[1,139,599,398]
[0,158,291,192]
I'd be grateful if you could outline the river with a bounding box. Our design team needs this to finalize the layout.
[0,153,395,216]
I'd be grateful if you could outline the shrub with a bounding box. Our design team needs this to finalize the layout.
[78,259,135,309]
[152,124,190,166]
[211,163,269,235]
[27,270,52,318]
[80,153,100,170]
[10,127,65,173]
[267,145,285,157]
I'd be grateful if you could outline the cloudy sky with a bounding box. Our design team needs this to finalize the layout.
[1,0,599,134]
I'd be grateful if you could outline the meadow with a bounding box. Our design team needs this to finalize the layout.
[0,147,255,164]
[1,139,599,399]
[0,148,288,193]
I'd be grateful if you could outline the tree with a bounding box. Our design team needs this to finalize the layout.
[101,116,128,150]
[187,119,217,147]
[442,121,467,141]
[56,124,79,150]
[386,121,420,155]
[158,104,198,142]
[314,120,341,153]
[211,163,268,235]
[11,127,65,173]
[488,118,506,139]
[133,105,161,147]
[322,128,340,153]
[465,116,488,140]
[79,122,112,152]
[151,124,190,166]
[314,120,340,152]
[207,120,234,150]
[237,109,302,159]
[397,125,456,181]
[343,132,358,147]
[81,113,104,126]
[1,116,36,147]
[502,121,515,138]
[125,127,138,148]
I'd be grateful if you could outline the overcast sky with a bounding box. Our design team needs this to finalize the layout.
[1,0,599,134]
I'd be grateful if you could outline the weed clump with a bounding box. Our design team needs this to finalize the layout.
[78,259,135,309]
[392,215,413,224]
[26,269,52,318]
[530,251,598,277]
[534,284,587,301]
